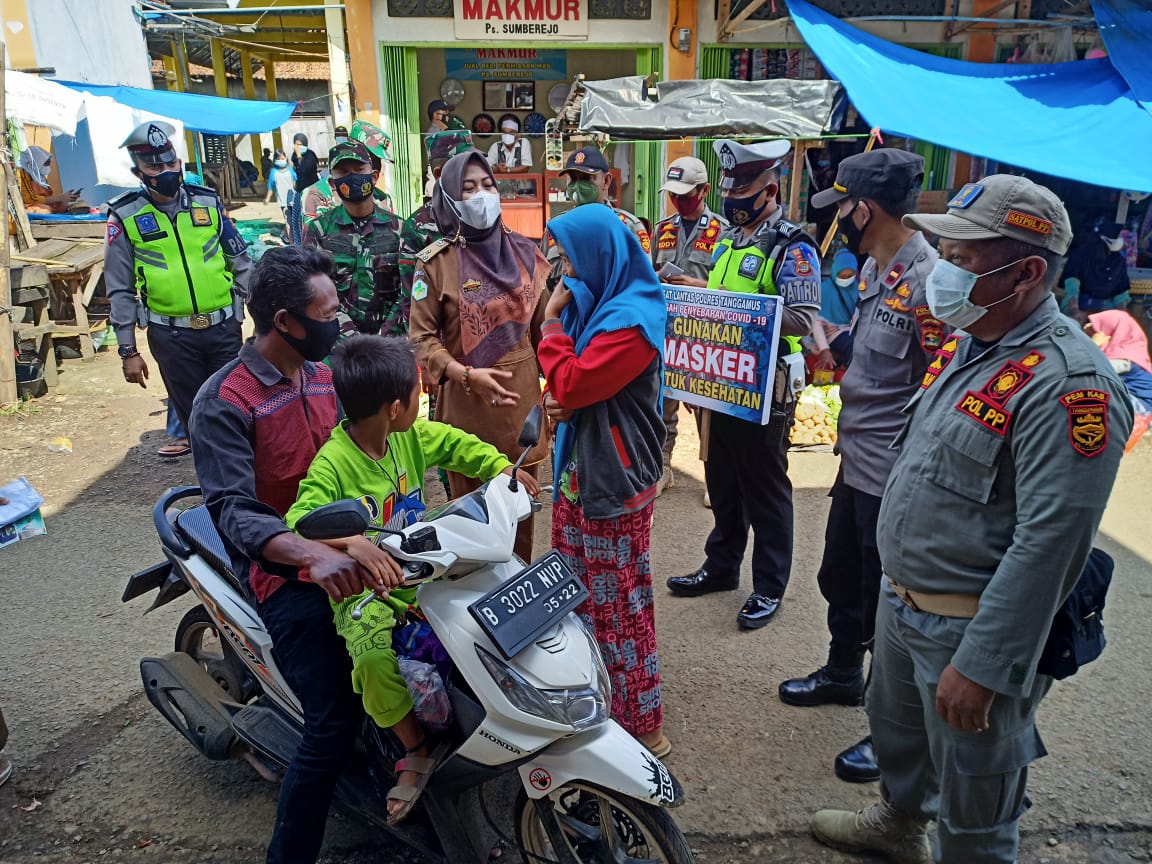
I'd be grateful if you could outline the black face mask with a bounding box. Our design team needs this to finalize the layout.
[279,311,340,362]
[142,169,183,198]
[333,172,375,203]
[839,201,872,254]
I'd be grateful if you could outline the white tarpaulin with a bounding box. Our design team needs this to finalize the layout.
[51,97,186,205]
[4,70,84,136]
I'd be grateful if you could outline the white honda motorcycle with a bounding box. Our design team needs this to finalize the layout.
[124,406,693,864]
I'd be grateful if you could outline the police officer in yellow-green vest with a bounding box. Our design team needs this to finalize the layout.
[667,139,821,631]
[106,121,251,447]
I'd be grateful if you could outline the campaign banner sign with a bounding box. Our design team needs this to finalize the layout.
[455,0,589,41]
[446,49,568,82]
[663,286,782,425]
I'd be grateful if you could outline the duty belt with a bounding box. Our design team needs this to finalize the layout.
[148,305,234,331]
[887,577,980,619]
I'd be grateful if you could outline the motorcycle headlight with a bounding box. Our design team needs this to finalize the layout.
[476,643,609,732]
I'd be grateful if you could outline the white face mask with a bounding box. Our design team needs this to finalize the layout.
[1102,235,1125,253]
[925,257,1025,330]
[449,189,502,231]
[501,133,516,147]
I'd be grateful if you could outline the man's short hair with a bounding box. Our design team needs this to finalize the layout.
[330,336,419,423]
[247,246,335,335]
[862,186,922,221]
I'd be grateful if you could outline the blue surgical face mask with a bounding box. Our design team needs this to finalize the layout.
[274,159,288,169]
[925,257,1026,330]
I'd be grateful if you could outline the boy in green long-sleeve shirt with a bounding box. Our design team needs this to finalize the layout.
[285,335,539,824]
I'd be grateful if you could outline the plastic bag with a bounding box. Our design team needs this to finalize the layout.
[398,658,452,730]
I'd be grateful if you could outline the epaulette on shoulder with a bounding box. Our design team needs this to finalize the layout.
[416,236,453,264]
[183,182,218,197]
[107,188,144,210]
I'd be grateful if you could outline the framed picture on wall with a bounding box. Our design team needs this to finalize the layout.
[483,80,534,112]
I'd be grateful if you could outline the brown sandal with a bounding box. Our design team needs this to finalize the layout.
[386,738,449,825]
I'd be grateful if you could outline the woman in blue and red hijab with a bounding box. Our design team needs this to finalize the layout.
[541,203,670,757]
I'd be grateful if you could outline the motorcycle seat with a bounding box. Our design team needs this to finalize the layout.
[174,504,250,599]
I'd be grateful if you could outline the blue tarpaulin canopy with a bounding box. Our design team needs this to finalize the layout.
[1091,0,1152,117]
[56,81,297,136]
[788,0,1152,192]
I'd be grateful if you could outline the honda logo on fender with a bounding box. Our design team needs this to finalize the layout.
[456,0,589,40]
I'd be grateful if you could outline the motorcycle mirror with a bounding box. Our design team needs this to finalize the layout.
[518,404,543,448]
[295,499,371,540]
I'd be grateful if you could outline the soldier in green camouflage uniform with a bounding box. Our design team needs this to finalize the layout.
[302,140,405,337]
[398,129,474,319]
[300,120,396,227]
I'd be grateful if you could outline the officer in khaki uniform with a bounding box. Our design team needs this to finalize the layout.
[302,140,405,337]
[779,150,947,783]
[107,120,250,441]
[651,156,729,496]
[667,139,821,630]
[544,146,651,287]
[812,175,1132,864]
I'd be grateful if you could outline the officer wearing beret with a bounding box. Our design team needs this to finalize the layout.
[812,175,1131,864]
[667,139,821,630]
[106,120,251,446]
[778,149,947,783]
[302,140,405,338]
[652,156,729,497]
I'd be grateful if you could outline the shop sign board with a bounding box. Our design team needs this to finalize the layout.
[446,49,569,81]
[662,285,783,425]
[455,0,589,41]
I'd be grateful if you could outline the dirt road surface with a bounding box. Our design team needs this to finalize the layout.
[1,329,1150,863]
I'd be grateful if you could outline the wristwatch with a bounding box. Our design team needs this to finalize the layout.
[118,344,140,360]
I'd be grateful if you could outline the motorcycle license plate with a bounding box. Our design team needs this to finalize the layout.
[468,551,588,658]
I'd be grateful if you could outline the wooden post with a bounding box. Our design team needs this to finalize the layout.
[264,59,284,155]
[344,0,382,127]
[787,141,808,224]
[0,44,18,405]
[170,39,199,167]
[239,49,262,181]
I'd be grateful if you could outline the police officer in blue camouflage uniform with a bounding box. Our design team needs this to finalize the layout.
[107,120,251,441]
[812,175,1132,864]
[667,139,821,630]
[652,156,729,496]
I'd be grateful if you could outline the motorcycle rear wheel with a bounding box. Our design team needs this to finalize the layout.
[515,782,694,864]
[175,605,255,702]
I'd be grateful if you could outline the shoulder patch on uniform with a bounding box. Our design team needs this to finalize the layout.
[416,237,451,263]
[412,277,429,302]
[913,306,943,351]
[979,361,1034,405]
[956,391,1011,434]
[106,221,122,244]
[1059,389,1110,457]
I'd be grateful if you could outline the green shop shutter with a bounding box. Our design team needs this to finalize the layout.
[697,45,730,216]
[380,45,421,218]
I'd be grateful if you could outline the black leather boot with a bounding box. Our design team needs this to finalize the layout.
[779,644,865,706]
[666,567,739,597]
[834,736,881,783]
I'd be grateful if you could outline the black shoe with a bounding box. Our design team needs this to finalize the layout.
[736,594,780,629]
[778,665,864,707]
[666,568,739,597]
[834,736,880,783]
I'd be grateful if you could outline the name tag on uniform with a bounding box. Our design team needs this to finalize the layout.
[738,253,762,279]
[190,205,212,227]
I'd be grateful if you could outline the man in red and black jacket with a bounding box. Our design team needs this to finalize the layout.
[190,246,387,864]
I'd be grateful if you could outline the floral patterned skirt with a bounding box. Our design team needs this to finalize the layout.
[551,495,662,736]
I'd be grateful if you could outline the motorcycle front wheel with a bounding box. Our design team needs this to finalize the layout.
[515,782,694,864]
